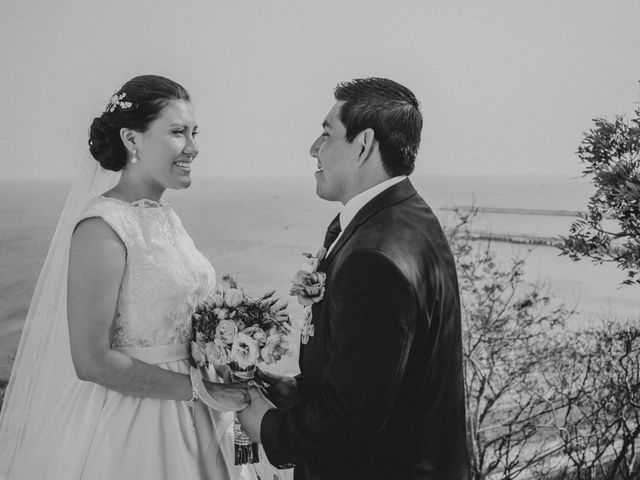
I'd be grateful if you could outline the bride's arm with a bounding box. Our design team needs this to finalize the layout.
[67,217,247,409]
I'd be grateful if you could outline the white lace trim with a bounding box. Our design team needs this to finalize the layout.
[100,195,170,209]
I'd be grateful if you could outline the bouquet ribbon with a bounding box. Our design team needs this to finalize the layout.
[229,362,260,464]
[190,366,236,477]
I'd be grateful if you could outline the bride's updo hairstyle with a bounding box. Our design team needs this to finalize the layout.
[88,75,191,171]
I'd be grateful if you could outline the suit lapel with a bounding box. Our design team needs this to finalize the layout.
[320,178,418,270]
[318,217,357,272]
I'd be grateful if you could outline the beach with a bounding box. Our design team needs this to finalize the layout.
[1,174,638,381]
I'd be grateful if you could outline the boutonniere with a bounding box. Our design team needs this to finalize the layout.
[290,247,327,344]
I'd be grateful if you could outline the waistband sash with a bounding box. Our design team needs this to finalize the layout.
[116,343,190,364]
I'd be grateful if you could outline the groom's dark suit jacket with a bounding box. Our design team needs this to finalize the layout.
[261,179,470,480]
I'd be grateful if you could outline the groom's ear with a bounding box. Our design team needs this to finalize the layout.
[355,128,376,167]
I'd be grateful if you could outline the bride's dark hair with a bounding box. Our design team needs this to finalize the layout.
[88,75,191,172]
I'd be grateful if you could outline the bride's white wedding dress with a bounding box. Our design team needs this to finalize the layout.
[2,195,240,480]
[0,147,293,478]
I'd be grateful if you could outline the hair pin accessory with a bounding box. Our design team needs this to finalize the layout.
[106,91,134,113]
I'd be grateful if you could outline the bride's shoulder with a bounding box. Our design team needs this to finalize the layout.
[76,195,132,234]
[81,195,128,214]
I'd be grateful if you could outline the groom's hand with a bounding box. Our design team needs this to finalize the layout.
[238,384,276,443]
[255,368,299,409]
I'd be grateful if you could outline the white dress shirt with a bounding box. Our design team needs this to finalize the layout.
[327,176,407,254]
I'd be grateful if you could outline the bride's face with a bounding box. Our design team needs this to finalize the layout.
[135,99,199,191]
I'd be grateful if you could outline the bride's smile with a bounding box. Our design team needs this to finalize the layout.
[119,99,200,198]
[174,156,194,172]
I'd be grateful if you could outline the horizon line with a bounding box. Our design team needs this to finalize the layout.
[0,172,587,182]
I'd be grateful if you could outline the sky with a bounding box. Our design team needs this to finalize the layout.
[1,0,640,179]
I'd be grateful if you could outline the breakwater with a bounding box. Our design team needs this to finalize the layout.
[440,206,583,217]
[464,232,563,247]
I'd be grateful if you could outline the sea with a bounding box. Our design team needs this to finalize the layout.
[0,174,638,379]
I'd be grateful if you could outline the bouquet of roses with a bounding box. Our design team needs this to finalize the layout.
[190,274,292,464]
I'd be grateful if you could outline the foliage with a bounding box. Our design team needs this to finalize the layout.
[448,209,640,480]
[447,209,572,480]
[560,91,640,285]
[542,321,640,480]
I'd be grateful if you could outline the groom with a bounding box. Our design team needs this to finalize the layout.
[239,77,469,479]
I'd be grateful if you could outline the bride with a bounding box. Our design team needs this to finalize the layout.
[0,75,249,480]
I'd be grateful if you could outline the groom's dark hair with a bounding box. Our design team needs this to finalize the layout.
[334,77,422,177]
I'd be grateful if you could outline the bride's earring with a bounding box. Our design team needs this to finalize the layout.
[131,150,138,164]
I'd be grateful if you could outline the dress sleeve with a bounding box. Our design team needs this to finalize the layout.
[75,197,128,246]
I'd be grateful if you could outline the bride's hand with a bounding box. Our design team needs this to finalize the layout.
[204,381,250,411]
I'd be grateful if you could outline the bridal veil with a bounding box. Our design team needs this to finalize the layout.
[0,154,119,478]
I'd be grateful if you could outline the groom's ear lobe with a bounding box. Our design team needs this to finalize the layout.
[356,128,376,166]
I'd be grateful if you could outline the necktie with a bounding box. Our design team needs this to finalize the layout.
[323,214,342,250]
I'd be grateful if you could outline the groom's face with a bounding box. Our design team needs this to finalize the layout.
[310,101,360,204]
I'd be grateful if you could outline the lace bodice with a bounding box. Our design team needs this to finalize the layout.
[77,196,216,348]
